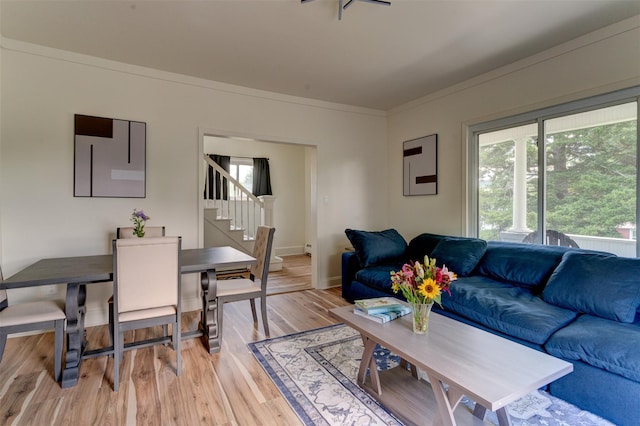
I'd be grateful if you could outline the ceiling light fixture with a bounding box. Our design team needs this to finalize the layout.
[302,0,391,21]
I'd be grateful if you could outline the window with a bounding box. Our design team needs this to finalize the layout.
[468,87,640,257]
[229,157,253,194]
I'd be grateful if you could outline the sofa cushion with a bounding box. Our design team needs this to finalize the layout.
[545,315,640,382]
[354,264,402,293]
[430,237,487,276]
[345,228,407,268]
[542,252,640,323]
[441,276,578,345]
[476,242,569,292]
[406,233,449,261]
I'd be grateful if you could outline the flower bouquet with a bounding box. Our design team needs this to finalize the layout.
[390,256,457,333]
[131,209,150,238]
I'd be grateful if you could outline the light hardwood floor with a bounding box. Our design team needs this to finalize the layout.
[267,254,312,295]
[0,255,348,426]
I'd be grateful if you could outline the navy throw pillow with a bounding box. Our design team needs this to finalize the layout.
[406,233,449,261]
[429,237,487,276]
[542,252,640,323]
[345,228,408,268]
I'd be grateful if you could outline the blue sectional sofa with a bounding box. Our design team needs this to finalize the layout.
[342,229,640,426]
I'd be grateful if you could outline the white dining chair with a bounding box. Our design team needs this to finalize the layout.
[0,267,66,383]
[216,226,275,339]
[109,226,167,346]
[111,236,182,391]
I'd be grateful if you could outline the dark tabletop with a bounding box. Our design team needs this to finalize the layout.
[1,247,256,289]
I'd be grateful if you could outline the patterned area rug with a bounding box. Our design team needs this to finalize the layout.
[249,323,614,426]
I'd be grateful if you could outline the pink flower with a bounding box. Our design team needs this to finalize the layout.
[440,265,457,282]
[401,263,415,277]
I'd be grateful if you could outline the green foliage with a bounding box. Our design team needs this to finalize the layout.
[479,140,515,240]
[479,119,637,240]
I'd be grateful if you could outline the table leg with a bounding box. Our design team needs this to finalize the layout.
[200,270,220,354]
[400,358,418,378]
[61,282,87,388]
[357,335,381,394]
[496,407,512,426]
[426,372,465,426]
[473,404,487,421]
[472,400,511,426]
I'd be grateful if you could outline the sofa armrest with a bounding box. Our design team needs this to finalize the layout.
[342,251,361,302]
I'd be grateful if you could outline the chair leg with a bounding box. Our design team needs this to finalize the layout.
[250,299,258,323]
[108,302,114,349]
[54,319,64,383]
[260,296,270,337]
[113,327,120,392]
[0,332,7,364]
[173,319,181,376]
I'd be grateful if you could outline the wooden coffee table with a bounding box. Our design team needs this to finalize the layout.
[329,305,573,426]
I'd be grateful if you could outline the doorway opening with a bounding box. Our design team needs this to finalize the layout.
[198,132,318,290]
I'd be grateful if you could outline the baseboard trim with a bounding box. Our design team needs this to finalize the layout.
[274,246,305,256]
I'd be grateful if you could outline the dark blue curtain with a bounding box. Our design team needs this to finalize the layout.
[252,157,272,196]
[205,154,230,200]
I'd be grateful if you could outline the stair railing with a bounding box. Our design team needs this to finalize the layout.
[204,155,273,240]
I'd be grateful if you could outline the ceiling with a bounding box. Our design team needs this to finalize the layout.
[1,1,639,110]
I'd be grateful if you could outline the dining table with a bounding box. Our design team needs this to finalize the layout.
[1,246,256,388]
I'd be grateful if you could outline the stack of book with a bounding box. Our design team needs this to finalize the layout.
[353,297,411,323]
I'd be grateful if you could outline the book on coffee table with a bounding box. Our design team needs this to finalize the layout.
[354,297,405,314]
[353,305,412,323]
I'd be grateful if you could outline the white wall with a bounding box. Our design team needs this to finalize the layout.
[203,136,309,256]
[388,16,640,242]
[0,39,388,325]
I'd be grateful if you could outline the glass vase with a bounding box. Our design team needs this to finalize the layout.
[410,302,434,334]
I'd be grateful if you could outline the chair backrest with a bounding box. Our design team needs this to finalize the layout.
[117,226,166,239]
[113,236,181,314]
[0,266,6,311]
[522,230,580,248]
[250,226,276,288]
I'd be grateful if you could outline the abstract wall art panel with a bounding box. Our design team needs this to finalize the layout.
[74,114,146,198]
[403,134,437,196]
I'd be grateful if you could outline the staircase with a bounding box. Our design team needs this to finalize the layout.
[203,156,282,271]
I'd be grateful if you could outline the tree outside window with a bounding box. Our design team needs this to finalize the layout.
[476,101,637,256]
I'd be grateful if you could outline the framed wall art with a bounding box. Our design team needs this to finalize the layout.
[74,114,146,198]
[403,134,437,196]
